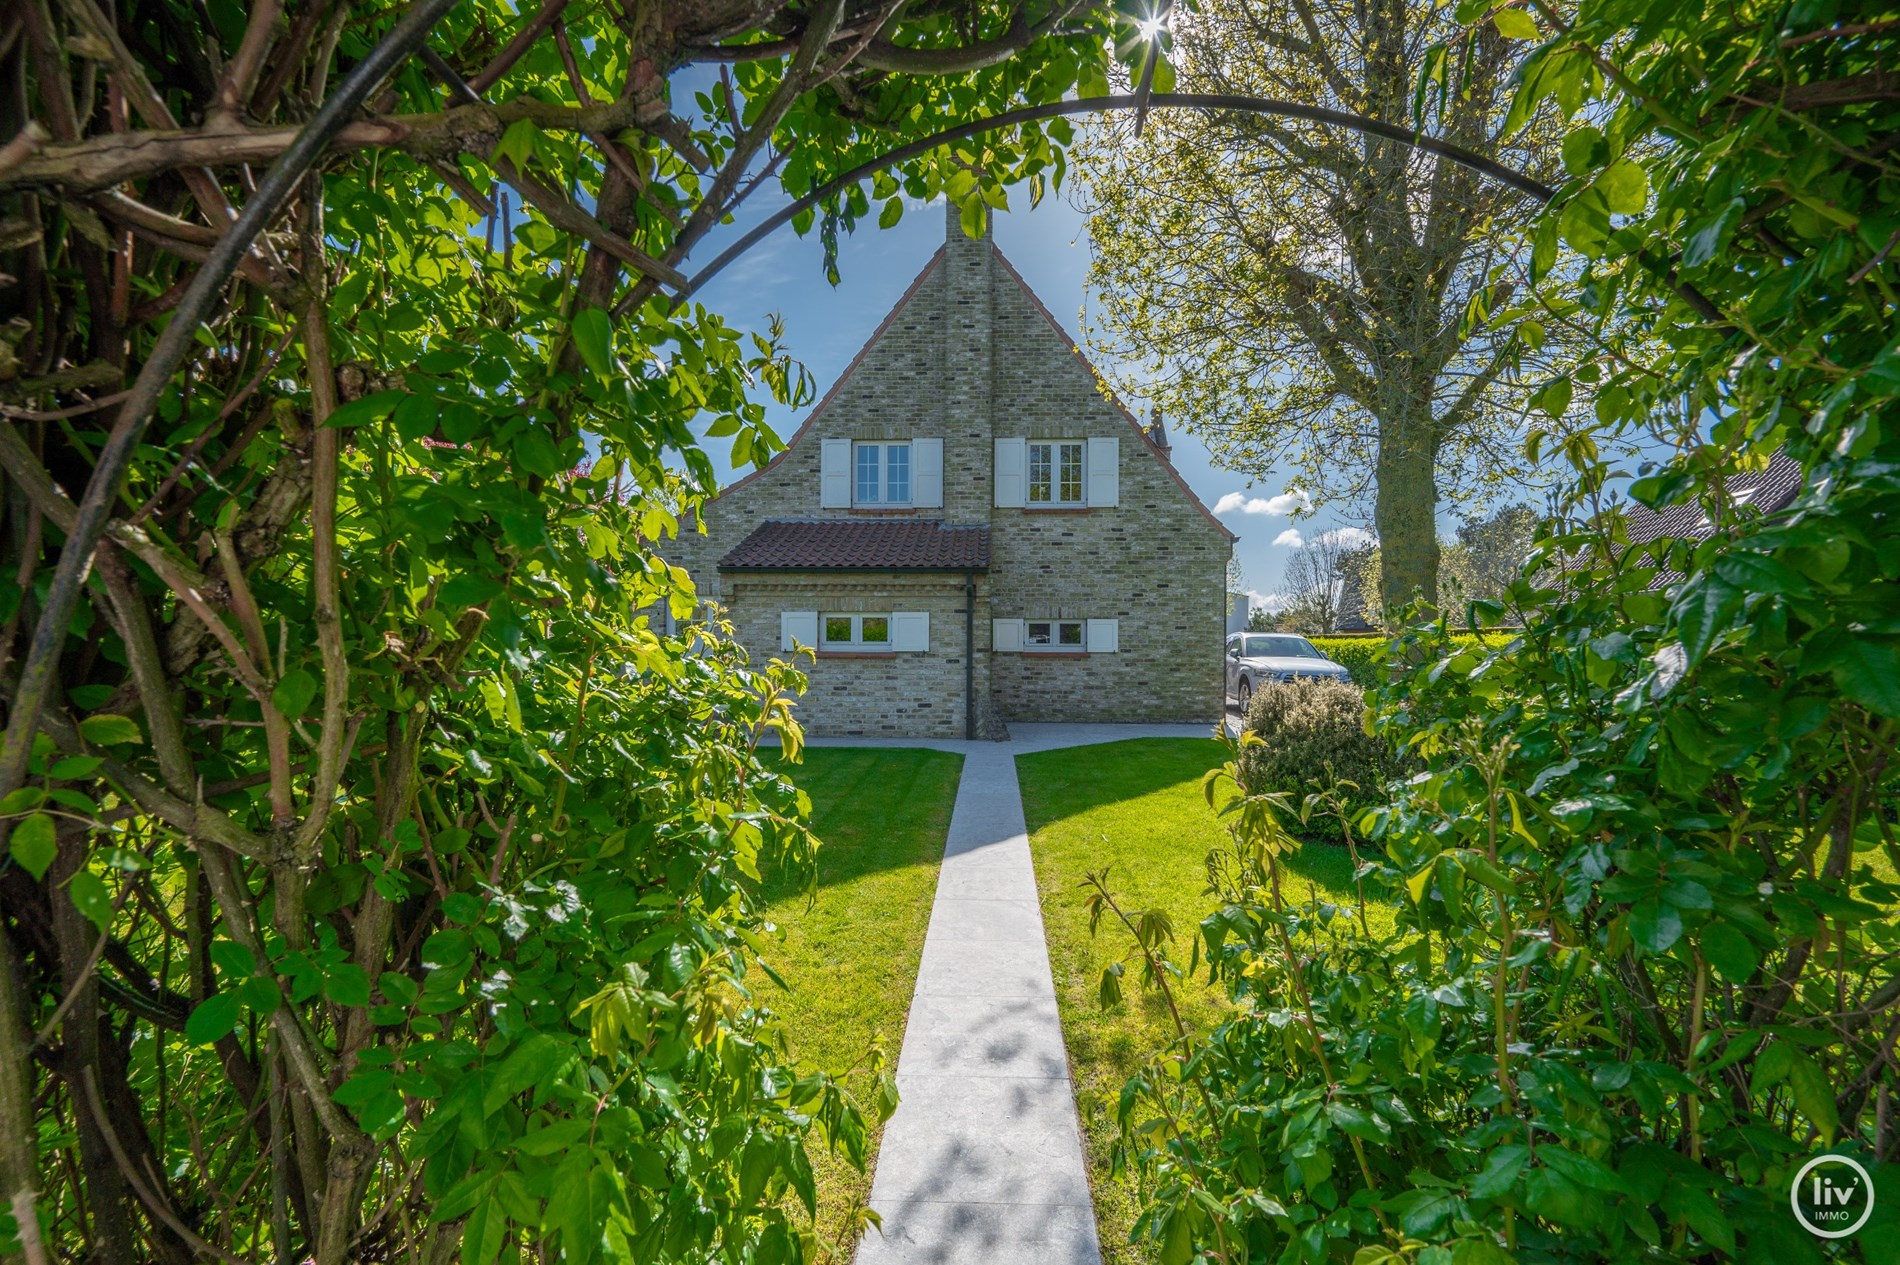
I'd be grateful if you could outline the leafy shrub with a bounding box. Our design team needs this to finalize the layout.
[1093,3,1900,1262]
[1240,680,1406,842]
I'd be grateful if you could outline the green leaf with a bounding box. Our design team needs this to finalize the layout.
[1699,921,1759,982]
[462,1194,506,1265]
[78,714,142,746]
[1629,899,1683,954]
[393,393,440,442]
[878,197,902,229]
[1471,1144,1530,1199]
[272,668,319,720]
[1683,197,1746,268]
[67,869,112,933]
[550,1146,598,1265]
[1561,126,1607,176]
[1787,1052,1839,1140]
[482,1034,569,1117]
[322,389,403,430]
[571,308,614,378]
[492,117,539,172]
[323,963,372,1007]
[511,427,563,478]
[1325,1101,1391,1141]
[1493,7,1539,39]
[1807,634,1900,718]
[10,813,57,880]
[1532,378,1573,418]
[1674,576,1743,665]
[959,196,986,240]
[439,574,506,610]
[1595,159,1649,215]
[1451,1239,1516,1265]
[185,992,242,1044]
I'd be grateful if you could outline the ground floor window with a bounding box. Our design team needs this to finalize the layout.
[1026,620,1085,651]
[822,613,891,648]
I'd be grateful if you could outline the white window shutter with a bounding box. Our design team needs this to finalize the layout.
[820,438,851,508]
[1086,618,1119,653]
[1087,436,1119,507]
[992,618,1024,653]
[994,438,1026,508]
[891,611,930,652]
[781,610,818,651]
[911,438,944,508]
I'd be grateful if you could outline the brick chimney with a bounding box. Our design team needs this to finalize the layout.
[1147,405,1172,460]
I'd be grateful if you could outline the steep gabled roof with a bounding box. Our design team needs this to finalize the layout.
[987,246,1237,544]
[719,519,991,571]
[711,250,946,503]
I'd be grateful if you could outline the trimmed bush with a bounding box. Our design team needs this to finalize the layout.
[1310,632,1514,685]
[1308,635,1385,685]
[1240,679,1408,842]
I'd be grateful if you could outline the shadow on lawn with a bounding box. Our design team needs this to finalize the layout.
[757,747,967,899]
[1014,737,1367,902]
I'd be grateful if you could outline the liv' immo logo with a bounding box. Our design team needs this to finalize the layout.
[1791,1154,1875,1239]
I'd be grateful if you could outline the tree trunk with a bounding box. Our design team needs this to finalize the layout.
[1374,418,1440,615]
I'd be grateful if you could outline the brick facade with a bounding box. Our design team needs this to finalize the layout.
[664,206,1235,738]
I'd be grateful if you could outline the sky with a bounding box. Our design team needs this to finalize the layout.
[678,178,1363,611]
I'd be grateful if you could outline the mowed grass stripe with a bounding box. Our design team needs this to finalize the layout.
[1017,737,1389,1263]
[757,746,965,1248]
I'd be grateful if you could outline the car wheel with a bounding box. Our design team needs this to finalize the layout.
[1236,678,1252,714]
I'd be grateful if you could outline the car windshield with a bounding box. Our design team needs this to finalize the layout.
[1244,635,1321,659]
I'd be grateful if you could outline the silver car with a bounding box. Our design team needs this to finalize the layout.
[1226,632,1352,711]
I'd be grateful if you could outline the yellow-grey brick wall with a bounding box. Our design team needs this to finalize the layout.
[660,205,1233,736]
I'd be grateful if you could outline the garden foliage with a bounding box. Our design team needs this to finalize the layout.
[1101,2,1900,1261]
[1240,681,1406,844]
[0,2,1121,1261]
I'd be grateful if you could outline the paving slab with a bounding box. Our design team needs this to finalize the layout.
[854,723,1229,1265]
[857,744,1103,1265]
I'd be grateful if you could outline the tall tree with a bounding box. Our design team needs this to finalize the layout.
[0,2,1109,1261]
[1076,0,1568,612]
[1278,531,1355,633]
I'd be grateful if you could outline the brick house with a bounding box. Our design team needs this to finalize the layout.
[663,206,1235,738]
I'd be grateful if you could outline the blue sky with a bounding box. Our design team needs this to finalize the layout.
[680,183,1361,608]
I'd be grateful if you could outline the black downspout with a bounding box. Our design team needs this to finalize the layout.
[965,570,977,740]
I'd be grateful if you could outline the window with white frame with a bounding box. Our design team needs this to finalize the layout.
[821,613,891,649]
[1027,440,1085,505]
[853,441,911,506]
[1026,620,1086,651]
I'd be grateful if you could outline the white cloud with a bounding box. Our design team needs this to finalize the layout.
[1247,590,1292,613]
[1214,488,1312,517]
[1272,528,1304,548]
[1315,527,1375,549]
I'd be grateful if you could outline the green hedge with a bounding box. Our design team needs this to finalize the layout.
[1310,632,1515,686]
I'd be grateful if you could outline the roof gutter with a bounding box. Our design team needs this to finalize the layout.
[717,565,992,574]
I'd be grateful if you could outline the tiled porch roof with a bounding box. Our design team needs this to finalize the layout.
[718,519,991,572]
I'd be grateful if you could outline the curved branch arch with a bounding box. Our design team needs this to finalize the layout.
[680,91,1556,301]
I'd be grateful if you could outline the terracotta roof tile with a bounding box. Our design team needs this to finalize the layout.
[719,520,991,572]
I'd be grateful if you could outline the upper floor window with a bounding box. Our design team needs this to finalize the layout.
[1028,440,1085,505]
[854,441,911,505]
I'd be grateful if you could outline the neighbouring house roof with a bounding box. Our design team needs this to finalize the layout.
[718,519,992,572]
[1620,448,1804,546]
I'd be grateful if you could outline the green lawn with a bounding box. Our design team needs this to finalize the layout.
[1016,738,1385,1264]
[756,746,965,1254]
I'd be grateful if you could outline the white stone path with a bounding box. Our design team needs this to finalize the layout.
[822,724,1222,1265]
